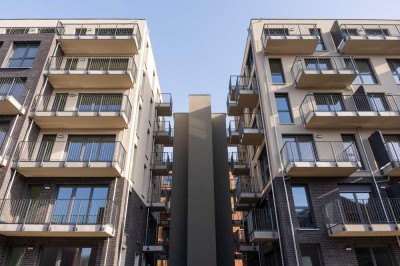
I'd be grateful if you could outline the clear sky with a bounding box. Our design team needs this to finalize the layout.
[2,0,400,112]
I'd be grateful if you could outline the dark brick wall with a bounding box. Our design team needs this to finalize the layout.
[273,175,400,266]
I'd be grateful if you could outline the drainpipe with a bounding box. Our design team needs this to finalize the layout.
[355,128,389,223]
[249,20,299,265]
[117,180,131,266]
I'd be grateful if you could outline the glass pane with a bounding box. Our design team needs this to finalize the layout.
[278,112,292,124]
[39,247,59,266]
[373,247,394,266]
[7,247,25,266]
[271,74,284,84]
[66,141,83,161]
[60,247,79,266]
[21,59,34,68]
[300,245,322,266]
[80,248,93,266]
[355,248,374,266]
[13,46,27,58]
[92,187,108,199]
[26,46,38,57]
[292,186,310,208]
[8,59,22,68]
[275,96,290,111]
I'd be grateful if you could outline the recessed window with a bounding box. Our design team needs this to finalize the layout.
[355,247,394,266]
[275,94,293,123]
[300,245,323,266]
[269,59,285,84]
[292,185,314,228]
[7,247,25,266]
[310,28,326,51]
[387,59,400,84]
[353,59,378,84]
[39,247,96,266]
[8,43,39,68]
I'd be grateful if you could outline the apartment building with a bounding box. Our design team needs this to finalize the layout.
[0,19,173,266]
[228,19,400,266]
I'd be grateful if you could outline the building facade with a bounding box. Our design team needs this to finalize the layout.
[0,19,173,266]
[228,19,400,266]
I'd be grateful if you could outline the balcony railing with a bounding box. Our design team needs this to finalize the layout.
[281,141,361,169]
[46,56,137,78]
[235,176,260,194]
[0,77,30,108]
[154,121,173,136]
[300,93,400,124]
[229,75,258,99]
[0,131,16,164]
[340,24,400,40]
[262,23,318,41]
[32,94,132,120]
[0,199,116,227]
[155,93,173,116]
[0,27,57,35]
[151,152,173,166]
[228,152,249,167]
[57,22,141,48]
[14,140,126,170]
[245,206,277,237]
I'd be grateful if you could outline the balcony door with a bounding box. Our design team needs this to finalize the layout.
[36,135,57,162]
[65,135,115,162]
[52,186,108,224]
[339,185,372,224]
[283,135,315,162]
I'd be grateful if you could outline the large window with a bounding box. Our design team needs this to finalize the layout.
[292,185,314,228]
[387,59,400,85]
[283,135,314,162]
[66,135,116,162]
[7,247,25,266]
[300,245,323,266]
[314,93,344,112]
[355,247,394,266]
[275,94,293,123]
[258,147,270,186]
[353,59,378,84]
[310,28,326,51]
[269,59,285,84]
[39,247,97,266]
[8,43,39,68]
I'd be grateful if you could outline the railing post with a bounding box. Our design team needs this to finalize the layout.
[386,199,398,229]
[337,199,346,230]
[107,57,112,73]
[74,200,82,231]
[47,199,56,231]
[362,200,373,230]
[330,142,338,165]
[7,78,16,99]
[98,95,104,116]
[21,199,32,231]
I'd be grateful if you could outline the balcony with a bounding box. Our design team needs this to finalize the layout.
[227,93,241,116]
[0,199,116,237]
[0,26,57,35]
[57,22,141,55]
[335,24,400,55]
[228,121,240,145]
[291,56,358,89]
[0,132,16,167]
[280,141,361,177]
[143,238,168,253]
[233,229,258,253]
[32,94,132,129]
[234,176,261,207]
[151,152,173,176]
[13,140,126,177]
[228,152,250,176]
[381,142,400,176]
[262,23,320,55]
[148,176,171,212]
[245,207,278,243]
[155,93,173,116]
[323,198,400,237]
[229,76,259,108]
[300,93,400,129]
[0,78,30,115]
[45,56,136,89]
[238,112,264,145]
[154,121,173,147]
[232,212,244,227]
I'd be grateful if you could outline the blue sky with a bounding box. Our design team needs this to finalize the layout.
[3,0,400,112]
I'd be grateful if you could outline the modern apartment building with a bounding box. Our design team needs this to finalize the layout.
[0,19,173,266]
[228,19,400,266]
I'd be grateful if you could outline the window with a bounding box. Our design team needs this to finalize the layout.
[292,185,314,228]
[387,59,400,84]
[275,94,293,123]
[304,58,332,70]
[353,59,378,84]
[283,135,315,162]
[341,134,363,169]
[264,27,289,37]
[367,93,389,111]
[77,94,123,112]
[259,147,270,186]
[355,247,394,266]
[269,59,285,84]
[314,93,344,112]
[66,135,116,162]
[365,28,390,37]
[300,245,323,266]
[39,247,97,266]
[310,28,326,51]
[7,247,25,266]
[383,135,400,162]
[8,43,39,68]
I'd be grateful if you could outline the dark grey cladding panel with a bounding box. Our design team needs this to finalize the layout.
[368,130,391,169]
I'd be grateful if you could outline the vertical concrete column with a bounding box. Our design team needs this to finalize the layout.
[169,113,189,266]
[212,114,235,266]
[187,95,217,266]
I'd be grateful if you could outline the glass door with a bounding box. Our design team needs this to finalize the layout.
[36,135,57,162]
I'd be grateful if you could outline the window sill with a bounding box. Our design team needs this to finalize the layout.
[0,67,32,70]
[298,228,319,231]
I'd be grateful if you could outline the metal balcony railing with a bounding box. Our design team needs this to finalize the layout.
[262,23,318,41]
[323,198,400,229]
[228,120,239,137]
[0,27,57,35]
[14,140,126,170]
[291,56,357,82]
[234,229,247,244]
[385,142,400,163]
[340,24,400,40]
[245,205,277,236]
[0,131,16,161]
[229,75,258,100]
[32,94,132,119]
[228,152,249,167]
[232,211,244,223]
[154,121,173,136]
[155,93,173,105]
[0,199,117,227]
[57,22,142,48]
[280,141,361,169]
[0,78,30,108]
[238,112,263,131]
[300,93,400,124]
[46,56,137,79]
[148,176,171,204]
[151,152,173,166]
[235,176,261,194]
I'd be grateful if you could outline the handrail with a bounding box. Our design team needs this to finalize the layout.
[14,140,126,170]
[148,176,170,204]
[339,24,400,40]
[0,77,30,107]
[245,203,277,235]
[151,152,173,165]
[0,27,57,35]
[228,152,249,166]
[235,176,260,194]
